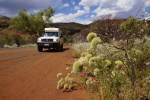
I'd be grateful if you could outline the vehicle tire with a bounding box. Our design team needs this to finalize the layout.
[38,46,43,52]
[56,45,61,52]
[61,43,63,50]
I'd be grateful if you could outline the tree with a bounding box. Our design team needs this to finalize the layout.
[44,6,55,24]
[10,6,55,36]
[10,9,29,47]
[10,9,30,32]
[29,12,45,36]
[120,17,148,39]
[114,17,149,90]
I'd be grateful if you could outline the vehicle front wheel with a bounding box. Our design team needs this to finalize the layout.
[61,43,63,50]
[56,46,61,52]
[38,46,43,52]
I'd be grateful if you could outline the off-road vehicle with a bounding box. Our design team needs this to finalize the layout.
[37,28,63,52]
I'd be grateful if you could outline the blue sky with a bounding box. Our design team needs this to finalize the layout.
[0,0,150,24]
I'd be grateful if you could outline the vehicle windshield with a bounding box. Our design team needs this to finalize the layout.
[43,32,59,37]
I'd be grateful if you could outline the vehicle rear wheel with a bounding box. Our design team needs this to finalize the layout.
[38,46,43,52]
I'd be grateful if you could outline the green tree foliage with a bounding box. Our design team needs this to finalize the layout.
[29,12,45,36]
[119,17,149,89]
[10,9,29,32]
[63,35,74,43]
[44,6,55,24]
[120,17,148,38]
[10,6,55,37]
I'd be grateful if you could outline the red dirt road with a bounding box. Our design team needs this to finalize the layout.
[0,46,89,100]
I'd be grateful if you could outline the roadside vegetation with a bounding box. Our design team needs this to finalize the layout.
[0,7,86,48]
[0,6,55,48]
[0,4,150,100]
[57,17,150,100]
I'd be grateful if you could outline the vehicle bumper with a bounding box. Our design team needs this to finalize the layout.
[37,42,59,48]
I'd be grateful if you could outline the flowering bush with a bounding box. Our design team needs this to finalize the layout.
[56,17,150,100]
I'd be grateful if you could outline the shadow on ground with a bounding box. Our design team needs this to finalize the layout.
[42,48,69,53]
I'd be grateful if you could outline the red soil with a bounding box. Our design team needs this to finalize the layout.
[0,46,89,100]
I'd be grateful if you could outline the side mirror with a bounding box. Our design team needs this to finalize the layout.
[60,34,63,38]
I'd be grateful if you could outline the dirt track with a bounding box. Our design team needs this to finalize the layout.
[0,46,88,100]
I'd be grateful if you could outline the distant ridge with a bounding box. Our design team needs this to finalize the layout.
[50,22,89,35]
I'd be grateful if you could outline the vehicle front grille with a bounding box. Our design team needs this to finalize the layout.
[41,39,53,42]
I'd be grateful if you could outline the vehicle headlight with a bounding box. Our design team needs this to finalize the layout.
[54,39,59,42]
[37,38,41,42]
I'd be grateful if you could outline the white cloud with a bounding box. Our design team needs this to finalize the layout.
[93,6,119,17]
[63,3,69,7]
[71,0,75,5]
[1,0,149,24]
[52,13,66,22]
[52,13,92,24]
[74,6,80,10]
[86,15,89,17]
[33,9,40,13]
[52,0,150,24]
[0,0,63,17]
[79,0,100,6]
[144,1,150,7]
[115,0,136,11]
[70,7,90,18]
[52,7,91,24]
[84,7,90,13]
[91,15,96,19]
[91,0,149,18]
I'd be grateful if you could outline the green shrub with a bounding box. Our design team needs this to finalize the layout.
[87,32,97,42]
[0,29,37,48]
[57,18,150,99]
[57,73,62,78]
[63,35,74,43]
[91,37,101,49]
[72,60,83,73]
[72,43,90,58]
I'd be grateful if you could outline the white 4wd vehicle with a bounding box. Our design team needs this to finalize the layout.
[37,28,63,52]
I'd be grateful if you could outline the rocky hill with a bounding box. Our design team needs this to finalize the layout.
[0,16,88,36]
[0,16,10,30]
[49,22,88,35]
